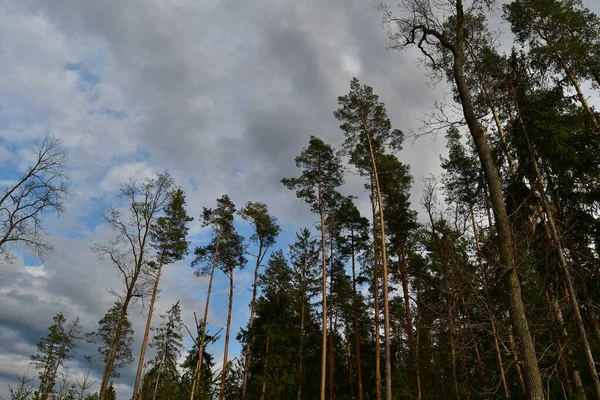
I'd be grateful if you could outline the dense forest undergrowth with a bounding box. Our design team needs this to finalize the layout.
[3,0,600,399]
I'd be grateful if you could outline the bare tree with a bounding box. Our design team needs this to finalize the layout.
[91,173,174,400]
[0,133,68,263]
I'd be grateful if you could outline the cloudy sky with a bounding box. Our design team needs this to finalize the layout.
[1,0,598,398]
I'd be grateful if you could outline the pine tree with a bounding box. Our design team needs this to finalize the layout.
[238,202,280,400]
[189,194,236,400]
[31,313,82,400]
[334,78,404,400]
[133,188,192,400]
[282,136,344,400]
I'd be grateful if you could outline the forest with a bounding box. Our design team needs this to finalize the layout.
[2,0,600,399]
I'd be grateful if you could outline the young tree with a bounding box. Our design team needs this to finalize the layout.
[86,302,135,380]
[288,228,320,400]
[31,313,82,400]
[189,195,240,400]
[282,136,344,400]
[380,2,545,397]
[0,132,68,263]
[132,188,192,400]
[334,78,404,400]
[238,201,280,400]
[91,173,173,400]
[144,301,185,400]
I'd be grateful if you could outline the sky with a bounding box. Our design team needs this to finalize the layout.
[0,0,598,399]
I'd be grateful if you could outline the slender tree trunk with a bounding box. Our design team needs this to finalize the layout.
[365,131,392,400]
[241,242,264,400]
[415,276,422,400]
[218,271,235,400]
[345,325,354,397]
[260,334,270,400]
[461,297,489,399]
[450,4,545,396]
[152,365,162,400]
[133,259,164,400]
[516,99,600,398]
[556,54,600,130]
[470,207,510,398]
[318,179,328,400]
[190,230,222,400]
[370,182,382,400]
[297,297,305,400]
[398,243,420,395]
[350,232,364,400]
[544,288,575,398]
[329,257,335,400]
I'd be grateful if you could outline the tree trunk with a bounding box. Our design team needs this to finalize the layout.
[190,230,222,400]
[99,296,131,400]
[350,231,364,400]
[318,178,328,400]
[470,207,510,398]
[152,365,162,400]
[365,130,392,400]
[544,288,575,398]
[133,260,164,400]
[297,297,305,400]
[218,270,235,400]
[241,242,264,400]
[329,254,335,400]
[450,3,545,396]
[260,334,270,400]
[370,182,382,400]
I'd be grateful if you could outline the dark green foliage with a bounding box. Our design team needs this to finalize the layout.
[31,313,82,400]
[147,302,184,376]
[86,302,134,379]
[151,188,193,265]
[281,135,344,214]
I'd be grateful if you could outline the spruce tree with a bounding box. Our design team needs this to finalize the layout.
[31,313,82,400]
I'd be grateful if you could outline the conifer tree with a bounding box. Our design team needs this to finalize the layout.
[31,313,82,400]
[132,188,192,400]
[282,136,344,400]
[380,2,545,397]
[144,301,185,400]
[189,195,237,400]
[334,78,404,400]
[238,202,280,400]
